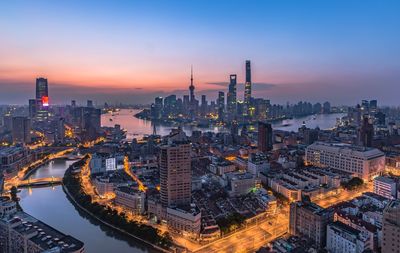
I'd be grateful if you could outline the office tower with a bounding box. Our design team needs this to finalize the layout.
[375,111,386,125]
[313,103,322,114]
[289,200,334,249]
[11,117,31,144]
[160,133,192,207]
[189,66,195,103]
[244,60,252,106]
[164,95,177,117]
[35,77,49,121]
[35,77,48,100]
[382,200,400,253]
[258,121,273,152]
[87,100,93,108]
[71,100,76,107]
[304,128,319,145]
[359,116,374,147]
[227,74,237,118]
[322,101,331,114]
[305,142,385,180]
[151,97,163,119]
[28,99,37,118]
[53,117,66,143]
[217,91,225,121]
[369,100,377,114]
[201,95,207,116]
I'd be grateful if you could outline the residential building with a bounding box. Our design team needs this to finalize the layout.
[326,221,369,253]
[115,186,145,215]
[382,200,400,253]
[374,176,397,199]
[289,200,334,248]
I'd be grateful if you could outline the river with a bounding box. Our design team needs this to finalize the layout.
[19,159,158,253]
[101,109,345,139]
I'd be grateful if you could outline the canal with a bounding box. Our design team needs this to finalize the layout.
[19,159,158,253]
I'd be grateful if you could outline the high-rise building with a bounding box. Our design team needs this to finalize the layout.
[227,74,237,118]
[323,101,331,114]
[258,121,273,153]
[160,132,192,207]
[35,77,49,121]
[87,100,93,108]
[11,117,31,144]
[305,142,385,180]
[359,116,374,147]
[28,99,37,118]
[217,91,225,121]
[244,60,251,115]
[289,200,334,249]
[382,200,400,253]
[35,77,48,100]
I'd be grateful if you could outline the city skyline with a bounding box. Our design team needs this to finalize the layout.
[1,0,400,105]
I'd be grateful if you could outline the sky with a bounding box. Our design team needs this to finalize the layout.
[0,0,399,106]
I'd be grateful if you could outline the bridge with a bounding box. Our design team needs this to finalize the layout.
[17,177,63,188]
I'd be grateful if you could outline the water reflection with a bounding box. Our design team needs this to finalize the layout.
[19,160,158,253]
[102,109,345,139]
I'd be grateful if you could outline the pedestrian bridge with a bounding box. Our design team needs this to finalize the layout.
[17,177,63,188]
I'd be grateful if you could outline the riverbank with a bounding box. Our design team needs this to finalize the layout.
[22,148,74,180]
[62,159,173,253]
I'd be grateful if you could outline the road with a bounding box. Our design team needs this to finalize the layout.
[191,211,288,253]
[314,182,373,208]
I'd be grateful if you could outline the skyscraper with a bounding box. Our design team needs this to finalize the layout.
[258,121,273,152]
[227,74,237,118]
[35,77,48,100]
[160,132,192,207]
[217,91,225,121]
[359,116,374,147]
[35,77,49,121]
[12,116,31,144]
[244,60,252,114]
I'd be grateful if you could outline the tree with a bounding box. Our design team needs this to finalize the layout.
[10,186,22,211]
[341,177,364,190]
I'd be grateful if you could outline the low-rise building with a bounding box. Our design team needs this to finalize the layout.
[0,197,84,253]
[326,221,370,253]
[114,186,145,215]
[373,176,397,199]
[289,200,334,249]
[247,152,270,177]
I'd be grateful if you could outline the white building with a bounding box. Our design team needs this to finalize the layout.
[374,176,397,199]
[327,221,370,253]
[247,152,270,177]
[305,142,385,181]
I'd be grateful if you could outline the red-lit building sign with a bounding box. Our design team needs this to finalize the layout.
[42,96,49,107]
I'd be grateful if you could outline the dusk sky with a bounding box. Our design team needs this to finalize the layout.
[1,0,399,106]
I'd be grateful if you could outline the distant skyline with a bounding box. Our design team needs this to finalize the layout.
[1,0,399,105]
